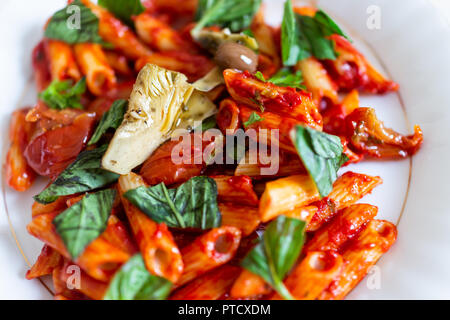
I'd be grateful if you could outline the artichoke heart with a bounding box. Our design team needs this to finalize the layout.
[102,64,216,174]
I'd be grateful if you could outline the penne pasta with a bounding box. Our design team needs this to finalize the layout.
[307,172,382,231]
[305,204,378,252]
[230,269,272,299]
[118,173,184,283]
[216,99,241,135]
[259,175,320,222]
[178,226,242,286]
[219,203,260,236]
[32,41,52,91]
[74,43,117,96]
[319,220,397,300]
[26,245,62,280]
[251,9,281,70]
[45,39,81,82]
[211,175,259,207]
[104,51,133,76]
[271,251,344,300]
[170,265,241,300]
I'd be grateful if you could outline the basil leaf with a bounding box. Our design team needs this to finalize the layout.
[201,115,217,131]
[88,100,127,146]
[281,0,349,65]
[44,0,107,45]
[98,0,145,27]
[39,78,86,110]
[193,0,262,35]
[255,69,306,90]
[53,189,116,259]
[34,145,119,204]
[243,112,263,127]
[241,216,306,300]
[281,0,310,66]
[124,176,221,229]
[104,254,172,300]
[290,125,348,197]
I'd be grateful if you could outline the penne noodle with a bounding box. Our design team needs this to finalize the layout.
[104,51,133,76]
[216,99,241,135]
[307,172,382,231]
[45,39,81,82]
[26,245,62,280]
[219,203,260,237]
[74,43,117,96]
[135,51,214,82]
[211,175,259,207]
[270,251,344,300]
[259,175,320,222]
[295,57,338,108]
[251,9,280,70]
[178,226,242,286]
[32,41,52,91]
[319,220,397,300]
[81,0,152,60]
[135,13,196,52]
[152,0,197,14]
[305,204,378,252]
[170,265,241,300]
[223,69,323,130]
[27,212,132,282]
[118,173,184,283]
[230,269,272,299]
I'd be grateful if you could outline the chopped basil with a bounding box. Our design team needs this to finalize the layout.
[290,125,348,197]
[44,0,107,46]
[192,0,262,35]
[104,254,172,300]
[53,189,116,259]
[34,145,119,204]
[88,100,127,146]
[124,176,221,229]
[243,112,263,127]
[241,215,306,300]
[39,78,86,110]
[98,0,145,27]
[255,69,306,90]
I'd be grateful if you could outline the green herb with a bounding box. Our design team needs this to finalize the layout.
[124,176,221,229]
[39,78,86,110]
[192,0,262,35]
[98,0,145,27]
[255,69,305,90]
[281,0,349,65]
[34,145,119,204]
[241,216,306,300]
[104,254,172,300]
[53,189,116,259]
[290,125,348,197]
[44,0,107,45]
[243,112,263,127]
[201,115,218,131]
[89,100,127,145]
[242,29,255,38]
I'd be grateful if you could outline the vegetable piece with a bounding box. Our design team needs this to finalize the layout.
[24,112,96,178]
[223,69,322,130]
[53,189,116,259]
[215,42,258,72]
[124,176,221,229]
[39,78,86,110]
[88,100,127,145]
[243,111,263,128]
[104,254,172,300]
[98,0,145,27]
[45,0,107,46]
[290,125,348,197]
[102,64,217,174]
[192,0,262,36]
[256,68,306,90]
[345,107,423,158]
[193,29,259,54]
[34,145,119,204]
[281,0,349,65]
[241,215,306,300]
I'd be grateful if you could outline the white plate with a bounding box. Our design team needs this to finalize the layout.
[1,0,450,300]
